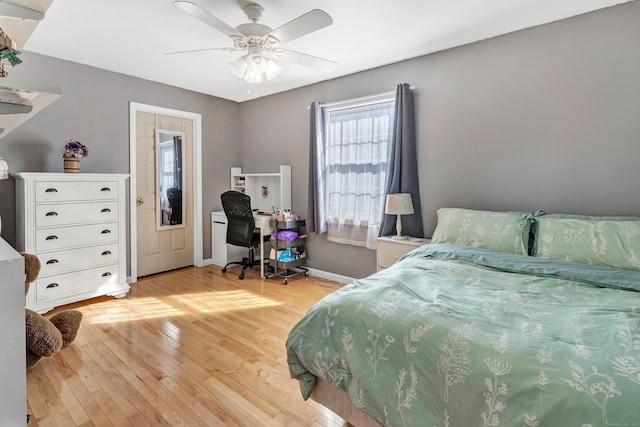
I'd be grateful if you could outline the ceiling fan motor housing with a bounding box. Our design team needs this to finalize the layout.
[243,3,265,22]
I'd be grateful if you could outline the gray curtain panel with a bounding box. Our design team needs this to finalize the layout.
[307,101,327,234]
[379,83,424,238]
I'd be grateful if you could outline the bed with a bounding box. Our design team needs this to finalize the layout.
[286,208,640,426]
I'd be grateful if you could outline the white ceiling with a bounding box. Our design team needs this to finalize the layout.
[21,0,633,102]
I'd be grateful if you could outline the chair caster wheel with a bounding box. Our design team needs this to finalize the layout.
[284,278,288,285]
[304,271,309,276]
[222,268,227,273]
[239,274,245,280]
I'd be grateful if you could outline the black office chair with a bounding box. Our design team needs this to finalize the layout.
[167,187,182,225]
[220,190,266,279]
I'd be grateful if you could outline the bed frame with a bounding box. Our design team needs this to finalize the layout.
[311,378,379,426]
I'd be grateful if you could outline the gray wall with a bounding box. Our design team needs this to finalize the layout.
[0,52,240,260]
[238,1,640,278]
[1,2,639,280]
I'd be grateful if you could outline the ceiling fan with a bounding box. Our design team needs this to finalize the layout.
[171,1,336,83]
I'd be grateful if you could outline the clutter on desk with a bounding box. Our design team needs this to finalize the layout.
[271,208,300,222]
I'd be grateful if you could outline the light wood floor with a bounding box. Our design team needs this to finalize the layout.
[26,265,349,427]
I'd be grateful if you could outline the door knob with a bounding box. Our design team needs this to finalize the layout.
[136,197,144,206]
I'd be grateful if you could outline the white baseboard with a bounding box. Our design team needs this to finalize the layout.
[196,262,355,285]
[197,258,213,267]
[303,267,355,285]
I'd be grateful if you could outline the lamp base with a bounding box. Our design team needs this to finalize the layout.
[392,235,408,240]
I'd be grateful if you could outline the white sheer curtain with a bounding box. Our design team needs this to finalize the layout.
[325,100,395,249]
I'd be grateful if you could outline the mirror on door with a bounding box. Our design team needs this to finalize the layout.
[156,129,185,229]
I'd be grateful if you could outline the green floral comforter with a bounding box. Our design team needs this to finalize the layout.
[286,244,640,426]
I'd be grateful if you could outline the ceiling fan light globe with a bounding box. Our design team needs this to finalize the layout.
[248,53,268,74]
[229,55,249,78]
[244,71,263,83]
[265,59,283,80]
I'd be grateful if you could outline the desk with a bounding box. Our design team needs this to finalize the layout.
[253,214,273,278]
[211,211,273,278]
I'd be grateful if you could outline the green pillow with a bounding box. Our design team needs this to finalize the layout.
[540,213,640,221]
[431,208,533,255]
[531,213,640,255]
[534,218,640,271]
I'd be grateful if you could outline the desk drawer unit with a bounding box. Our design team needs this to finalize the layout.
[15,172,130,313]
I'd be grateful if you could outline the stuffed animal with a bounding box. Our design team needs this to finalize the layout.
[21,253,83,370]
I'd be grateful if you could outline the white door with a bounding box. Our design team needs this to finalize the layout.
[135,111,194,276]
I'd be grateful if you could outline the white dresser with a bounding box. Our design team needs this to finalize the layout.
[15,173,130,313]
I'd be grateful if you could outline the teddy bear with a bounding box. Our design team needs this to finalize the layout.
[21,252,83,370]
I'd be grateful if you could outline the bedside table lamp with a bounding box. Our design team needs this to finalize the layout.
[385,193,414,240]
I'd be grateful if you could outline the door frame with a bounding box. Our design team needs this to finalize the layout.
[128,102,204,282]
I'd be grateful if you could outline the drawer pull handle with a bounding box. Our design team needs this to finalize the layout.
[102,272,112,277]
[46,259,59,264]
[46,283,59,289]
[45,188,58,193]
[101,187,111,192]
[101,229,111,234]
[45,211,58,216]
[102,251,112,256]
[101,208,111,213]
[45,235,58,240]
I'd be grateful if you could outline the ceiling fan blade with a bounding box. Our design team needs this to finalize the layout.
[164,47,240,56]
[173,1,244,39]
[271,49,336,72]
[267,9,332,44]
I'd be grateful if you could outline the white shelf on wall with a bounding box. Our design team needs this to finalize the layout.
[230,165,291,212]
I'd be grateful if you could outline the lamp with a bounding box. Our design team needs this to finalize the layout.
[229,45,283,83]
[385,193,414,240]
[0,155,8,179]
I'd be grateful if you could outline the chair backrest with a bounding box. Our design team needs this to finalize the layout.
[166,187,182,224]
[221,190,256,248]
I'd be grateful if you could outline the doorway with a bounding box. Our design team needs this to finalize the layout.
[129,103,203,281]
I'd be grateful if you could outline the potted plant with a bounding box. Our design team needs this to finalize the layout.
[62,140,88,173]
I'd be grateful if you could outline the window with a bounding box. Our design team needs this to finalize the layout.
[322,96,395,249]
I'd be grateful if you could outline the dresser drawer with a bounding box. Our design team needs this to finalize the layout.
[36,201,119,227]
[35,264,120,302]
[35,222,119,251]
[35,180,118,203]
[38,243,119,277]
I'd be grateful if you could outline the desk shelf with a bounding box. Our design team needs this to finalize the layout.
[230,165,291,212]
[267,219,307,284]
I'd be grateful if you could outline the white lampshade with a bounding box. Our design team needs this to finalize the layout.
[385,193,414,215]
[229,48,283,84]
[0,155,8,180]
[385,193,414,240]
